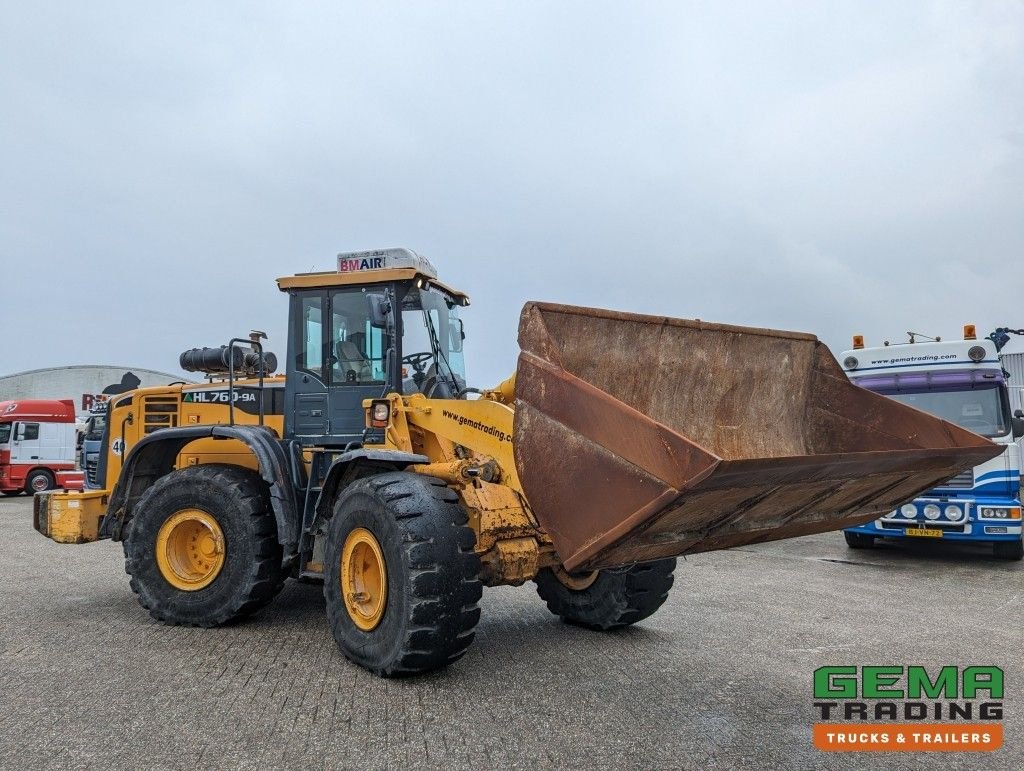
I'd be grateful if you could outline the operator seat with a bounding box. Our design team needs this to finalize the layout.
[335,338,371,383]
[421,365,459,398]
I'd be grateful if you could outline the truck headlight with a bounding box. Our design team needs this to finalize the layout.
[944,505,964,521]
[900,504,917,518]
[980,507,1021,520]
[923,504,941,520]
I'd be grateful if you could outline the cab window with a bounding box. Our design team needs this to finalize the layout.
[329,290,387,385]
[296,294,325,382]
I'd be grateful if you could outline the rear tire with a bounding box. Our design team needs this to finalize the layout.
[323,472,482,676]
[25,469,55,494]
[994,539,1023,561]
[844,531,875,549]
[124,464,286,627]
[535,559,676,630]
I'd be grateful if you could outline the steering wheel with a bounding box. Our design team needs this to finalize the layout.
[402,351,434,373]
[959,418,990,431]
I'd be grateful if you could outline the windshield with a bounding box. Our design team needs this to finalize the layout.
[401,287,466,397]
[0,424,9,444]
[86,415,107,441]
[879,384,1011,438]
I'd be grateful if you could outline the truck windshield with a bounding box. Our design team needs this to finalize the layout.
[0,424,9,444]
[86,415,107,441]
[877,383,1011,438]
[400,287,466,397]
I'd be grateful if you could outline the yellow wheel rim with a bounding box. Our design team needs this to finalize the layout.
[553,565,600,591]
[155,509,226,591]
[341,527,387,631]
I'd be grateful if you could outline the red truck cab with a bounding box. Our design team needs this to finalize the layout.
[0,400,80,495]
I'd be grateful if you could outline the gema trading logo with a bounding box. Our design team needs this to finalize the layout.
[812,665,1004,752]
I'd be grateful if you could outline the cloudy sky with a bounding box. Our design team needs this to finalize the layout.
[2,1,1022,387]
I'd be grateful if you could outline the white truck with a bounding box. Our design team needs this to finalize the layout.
[0,399,81,495]
[839,326,1024,560]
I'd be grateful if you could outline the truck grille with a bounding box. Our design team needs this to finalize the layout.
[938,469,974,489]
[85,459,98,485]
[142,396,179,435]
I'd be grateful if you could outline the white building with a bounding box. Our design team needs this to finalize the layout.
[0,365,187,418]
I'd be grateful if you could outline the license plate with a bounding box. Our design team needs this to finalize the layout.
[906,527,943,538]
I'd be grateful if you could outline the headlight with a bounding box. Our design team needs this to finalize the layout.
[369,400,391,428]
[923,504,941,520]
[843,356,859,370]
[980,507,1021,520]
[944,505,964,521]
[900,504,917,518]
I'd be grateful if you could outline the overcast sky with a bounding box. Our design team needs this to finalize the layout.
[2,1,1022,387]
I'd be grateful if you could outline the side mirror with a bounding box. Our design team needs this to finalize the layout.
[450,319,465,353]
[1013,416,1024,440]
[366,293,391,329]
[1015,409,1024,419]
[15,424,25,441]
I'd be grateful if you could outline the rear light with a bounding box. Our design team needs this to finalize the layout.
[369,401,390,428]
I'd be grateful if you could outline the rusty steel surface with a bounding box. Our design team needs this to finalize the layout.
[513,302,1003,572]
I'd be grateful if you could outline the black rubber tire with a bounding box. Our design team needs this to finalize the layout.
[323,472,482,677]
[844,531,876,549]
[1,490,22,497]
[124,464,286,627]
[25,469,55,494]
[994,539,1023,561]
[534,559,676,631]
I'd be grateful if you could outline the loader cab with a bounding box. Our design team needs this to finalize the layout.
[277,249,470,447]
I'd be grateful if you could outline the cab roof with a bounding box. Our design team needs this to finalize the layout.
[276,247,470,304]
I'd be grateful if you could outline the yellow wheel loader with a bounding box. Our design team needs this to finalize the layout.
[34,248,1001,676]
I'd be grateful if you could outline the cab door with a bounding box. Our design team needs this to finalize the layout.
[325,288,391,443]
[10,422,41,463]
[286,292,330,439]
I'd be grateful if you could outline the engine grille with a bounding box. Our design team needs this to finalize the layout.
[142,396,179,435]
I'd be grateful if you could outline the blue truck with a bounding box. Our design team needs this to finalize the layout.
[839,326,1024,560]
[79,405,107,490]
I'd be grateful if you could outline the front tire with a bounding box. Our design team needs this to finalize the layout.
[535,559,676,630]
[994,539,1024,561]
[124,464,286,627]
[323,472,482,676]
[25,469,55,494]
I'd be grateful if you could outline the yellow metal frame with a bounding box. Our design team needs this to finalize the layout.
[34,490,108,544]
[364,389,555,585]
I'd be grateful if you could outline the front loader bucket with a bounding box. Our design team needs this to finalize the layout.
[513,303,1002,572]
